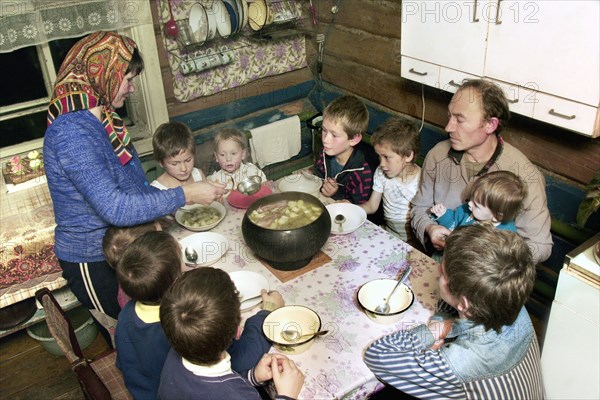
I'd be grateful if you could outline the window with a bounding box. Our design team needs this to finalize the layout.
[0,1,168,158]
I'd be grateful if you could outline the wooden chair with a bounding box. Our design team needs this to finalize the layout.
[35,288,131,400]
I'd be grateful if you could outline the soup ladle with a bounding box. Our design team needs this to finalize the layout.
[374,265,412,314]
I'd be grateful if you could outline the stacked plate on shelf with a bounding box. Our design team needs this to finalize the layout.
[188,0,248,44]
[247,0,272,31]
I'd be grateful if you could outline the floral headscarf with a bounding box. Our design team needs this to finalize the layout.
[47,31,136,165]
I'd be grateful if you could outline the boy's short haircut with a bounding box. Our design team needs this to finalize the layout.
[160,268,241,366]
[323,95,369,140]
[370,117,420,158]
[213,128,249,153]
[116,231,182,304]
[153,121,196,162]
[469,171,527,222]
[102,222,160,268]
[443,224,535,332]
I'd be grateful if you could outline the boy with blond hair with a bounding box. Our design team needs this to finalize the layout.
[360,117,421,244]
[314,95,373,204]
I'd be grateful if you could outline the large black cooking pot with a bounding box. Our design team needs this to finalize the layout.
[242,192,331,271]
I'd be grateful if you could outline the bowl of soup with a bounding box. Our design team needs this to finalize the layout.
[242,192,331,271]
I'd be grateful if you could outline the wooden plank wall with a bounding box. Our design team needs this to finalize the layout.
[313,0,599,186]
[149,0,598,186]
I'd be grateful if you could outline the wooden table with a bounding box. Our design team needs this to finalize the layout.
[168,188,440,399]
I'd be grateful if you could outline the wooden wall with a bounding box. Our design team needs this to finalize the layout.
[314,0,599,186]
[150,0,599,186]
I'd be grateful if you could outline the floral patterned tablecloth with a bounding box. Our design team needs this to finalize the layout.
[169,187,440,399]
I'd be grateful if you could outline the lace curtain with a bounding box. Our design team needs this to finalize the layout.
[0,0,152,53]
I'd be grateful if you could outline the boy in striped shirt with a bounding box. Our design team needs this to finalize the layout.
[365,224,544,399]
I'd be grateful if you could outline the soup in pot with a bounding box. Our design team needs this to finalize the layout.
[248,200,322,230]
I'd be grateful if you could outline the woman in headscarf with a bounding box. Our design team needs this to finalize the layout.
[44,31,226,340]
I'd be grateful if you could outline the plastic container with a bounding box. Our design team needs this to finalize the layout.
[26,307,98,356]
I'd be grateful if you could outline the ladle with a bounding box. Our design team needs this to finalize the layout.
[334,214,346,233]
[237,175,262,196]
[281,329,329,342]
[184,246,198,264]
[163,0,178,39]
[374,265,412,314]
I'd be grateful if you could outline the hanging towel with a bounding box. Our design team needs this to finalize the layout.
[249,115,301,168]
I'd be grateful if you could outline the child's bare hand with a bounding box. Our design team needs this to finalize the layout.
[271,356,304,398]
[253,353,288,382]
[428,319,453,350]
[320,178,339,197]
[426,225,451,251]
[261,289,284,311]
[431,204,446,217]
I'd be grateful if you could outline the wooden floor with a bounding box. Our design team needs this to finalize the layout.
[0,312,548,400]
[0,328,110,400]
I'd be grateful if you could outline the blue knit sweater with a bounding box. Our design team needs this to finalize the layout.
[44,110,186,262]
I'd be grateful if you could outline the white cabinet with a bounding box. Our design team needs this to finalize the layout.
[401,0,600,137]
[541,235,600,399]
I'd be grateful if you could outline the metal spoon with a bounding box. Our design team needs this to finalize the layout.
[374,265,412,314]
[281,329,329,342]
[334,214,346,233]
[184,246,198,264]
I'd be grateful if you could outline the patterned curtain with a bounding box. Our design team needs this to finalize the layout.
[0,0,152,53]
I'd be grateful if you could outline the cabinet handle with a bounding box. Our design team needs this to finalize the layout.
[549,109,576,120]
[495,0,503,24]
[449,80,462,88]
[508,98,519,104]
[473,0,480,22]
[409,68,428,76]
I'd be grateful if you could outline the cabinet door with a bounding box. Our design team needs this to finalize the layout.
[401,1,490,76]
[485,1,600,107]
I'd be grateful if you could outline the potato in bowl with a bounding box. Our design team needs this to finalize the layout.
[175,202,226,231]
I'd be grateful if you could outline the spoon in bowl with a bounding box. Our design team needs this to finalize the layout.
[281,329,329,342]
[184,246,198,264]
[374,265,412,314]
[334,214,346,233]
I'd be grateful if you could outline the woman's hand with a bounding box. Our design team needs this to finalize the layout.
[182,181,227,206]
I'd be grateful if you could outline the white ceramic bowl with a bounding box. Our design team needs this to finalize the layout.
[205,1,218,40]
[179,232,229,267]
[188,2,208,43]
[213,0,232,38]
[248,0,267,31]
[357,279,415,325]
[326,203,367,234]
[262,305,321,355]
[229,271,269,311]
[175,202,226,232]
[278,174,321,198]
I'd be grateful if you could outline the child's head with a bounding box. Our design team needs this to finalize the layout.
[153,121,196,180]
[323,95,369,140]
[371,117,420,178]
[160,267,241,366]
[213,128,248,174]
[116,231,182,304]
[468,171,527,223]
[441,224,535,332]
[102,221,162,268]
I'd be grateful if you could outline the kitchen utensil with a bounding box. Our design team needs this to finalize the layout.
[374,266,412,314]
[334,214,345,233]
[281,329,328,342]
[240,293,263,306]
[184,246,198,264]
[164,0,178,38]
[237,175,262,195]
